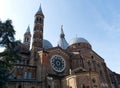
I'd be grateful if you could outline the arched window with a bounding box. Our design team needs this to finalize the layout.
[92,78,96,83]
[35,17,39,23]
[18,85,22,88]
[39,18,42,23]
[88,61,91,71]
[28,72,32,79]
[24,72,27,79]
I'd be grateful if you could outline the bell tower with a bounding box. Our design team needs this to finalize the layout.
[23,25,31,50]
[32,5,44,52]
[30,5,44,65]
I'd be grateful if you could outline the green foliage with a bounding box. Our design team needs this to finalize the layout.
[0,19,21,88]
[0,20,15,47]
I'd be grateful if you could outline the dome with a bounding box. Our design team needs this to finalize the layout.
[43,39,53,49]
[69,37,89,46]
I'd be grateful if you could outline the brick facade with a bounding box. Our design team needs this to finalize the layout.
[7,6,120,88]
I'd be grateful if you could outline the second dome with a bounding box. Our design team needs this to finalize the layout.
[69,37,89,46]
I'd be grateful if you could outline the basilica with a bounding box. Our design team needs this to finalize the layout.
[8,5,120,88]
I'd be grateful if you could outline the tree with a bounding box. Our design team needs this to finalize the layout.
[0,20,21,88]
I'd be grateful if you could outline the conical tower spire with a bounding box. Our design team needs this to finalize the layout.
[26,25,30,33]
[60,25,65,38]
[36,4,44,15]
[58,25,68,49]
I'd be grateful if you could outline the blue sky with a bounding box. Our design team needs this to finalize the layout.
[0,0,120,73]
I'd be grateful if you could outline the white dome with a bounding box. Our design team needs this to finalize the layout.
[69,37,89,46]
[43,39,53,49]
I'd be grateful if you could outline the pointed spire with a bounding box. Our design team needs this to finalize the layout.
[58,25,68,49]
[26,25,30,33]
[60,25,65,38]
[61,25,64,34]
[36,4,43,15]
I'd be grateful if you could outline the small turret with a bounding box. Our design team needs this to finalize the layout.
[23,25,31,50]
